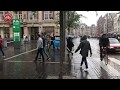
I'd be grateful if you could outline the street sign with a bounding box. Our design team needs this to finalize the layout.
[3,13,13,22]
[13,32,20,42]
[12,19,21,43]
[13,19,20,32]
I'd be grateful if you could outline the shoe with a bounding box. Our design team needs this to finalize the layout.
[100,58,103,61]
[38,58,41,59]
[47,57,50,60]
[84,68,88,71]
[71,53,73,55]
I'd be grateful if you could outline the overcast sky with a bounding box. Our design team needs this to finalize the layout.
[76,11,119,26]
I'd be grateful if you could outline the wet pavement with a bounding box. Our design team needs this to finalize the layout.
[71,38,120,79]
[0,38,120,79]
[0,40,71,79]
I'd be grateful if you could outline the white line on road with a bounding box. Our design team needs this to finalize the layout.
[109,57,120,66]
[93,58,120,77]
[4,48,37,61]
[8,61,69,64]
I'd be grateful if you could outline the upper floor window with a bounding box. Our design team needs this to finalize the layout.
[28,11,38,20]
[44,11,54,20]
[14,11,22,14]
[0,11,3,21]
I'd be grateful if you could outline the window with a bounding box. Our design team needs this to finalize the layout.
[28,11,38,20]
[14,11,22,14]
[14,11,23,21]
[44,11,54,20]
[0,12,3,21]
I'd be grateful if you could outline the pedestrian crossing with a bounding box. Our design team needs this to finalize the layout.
[72,38,120,79]
[72,55,120,79]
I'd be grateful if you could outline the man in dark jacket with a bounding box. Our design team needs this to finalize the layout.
[67,37,74,56]
[75,35,92,71]
[99,34,110,61]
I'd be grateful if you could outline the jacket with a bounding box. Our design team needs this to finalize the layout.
[75,40,92,57]
[0,38,3,46]
[37,37,43,49]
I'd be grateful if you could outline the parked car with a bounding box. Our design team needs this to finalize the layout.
[108,38,120,52]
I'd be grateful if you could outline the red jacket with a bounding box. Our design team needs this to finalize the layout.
[0,38,3,46]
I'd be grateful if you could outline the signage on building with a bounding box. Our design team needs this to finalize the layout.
[13,19,20,32]
[13,32,20,42]
[12,19,21,42]
[3,13,13,22]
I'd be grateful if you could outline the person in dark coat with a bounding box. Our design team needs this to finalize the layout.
[67,37,74,56]
[75,35,92,71]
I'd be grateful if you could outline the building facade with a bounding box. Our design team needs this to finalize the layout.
[79,23,87,36]
[90,24,96,37]
[0,11,59,40]
[113,12,120,33]
[97,15,104,36]
[103,13,115,33]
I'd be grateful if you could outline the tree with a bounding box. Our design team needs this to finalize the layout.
[55,11,86,35]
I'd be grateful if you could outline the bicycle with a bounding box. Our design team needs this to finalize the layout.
[101,47,108,65]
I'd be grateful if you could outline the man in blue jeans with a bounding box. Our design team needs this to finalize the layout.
[39,33,50,60]
[35,34,44,62]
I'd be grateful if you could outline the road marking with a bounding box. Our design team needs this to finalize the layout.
[4,48,37,61]
[109,57,120,66]
[8,61,69,64]
[92,58,120,77]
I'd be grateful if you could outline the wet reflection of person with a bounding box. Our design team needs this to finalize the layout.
[80,68,89,79]
[34,62,46,79]
[35,34,44,62]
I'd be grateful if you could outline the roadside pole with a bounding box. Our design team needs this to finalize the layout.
[59,11,66,79]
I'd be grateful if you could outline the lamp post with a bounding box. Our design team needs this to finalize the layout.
[59,11,66,79]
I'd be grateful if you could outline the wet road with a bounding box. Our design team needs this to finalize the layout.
[0,40,71,79]
[0,38,120,79]
[71,38,120,79]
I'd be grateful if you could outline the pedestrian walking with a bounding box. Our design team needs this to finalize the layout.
[46,34,51,49]
[39,33,50,60]
[49,32,55,50]
[35,34,44,62]
[67,37,74,56]
[75,35,92,71]
[0,35,5,57]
